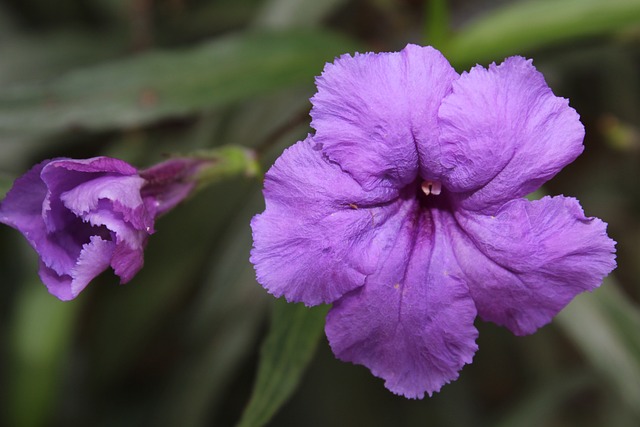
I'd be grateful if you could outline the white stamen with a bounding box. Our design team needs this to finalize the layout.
[421,180,442,196]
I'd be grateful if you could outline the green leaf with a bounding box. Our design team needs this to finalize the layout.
[236,300,329,427]
[150,191,268,427]
[85,177,257,388]
[424,0,450,51]
[493,370,595,427]
[0,172,14,199]
[0,31,122,86]
[5,277,78,427]
[556,279,640,417]
[446,0,640,66]
[0,30,359,142]
[254,0,350,29]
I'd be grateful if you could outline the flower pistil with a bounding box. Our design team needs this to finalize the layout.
[421,180,442,196]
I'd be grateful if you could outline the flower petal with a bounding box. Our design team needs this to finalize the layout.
[453,196,616,335]
[38,235,115,300]
[111,242,145,283]
[69,235,116,296]
[78,202,148,283]
[325,205,478,398]
[0,161,54,249]
[38,222,104,276]
[60,175,152,232]
[46,157,138,176]
[40,157,142,232]
[438,57,584,212]
[140,157,204,217]
[38,263,73,301]
[251,137,401,306]
[311,44,458,190]
[0,160,48,232]
[0,160,83,274]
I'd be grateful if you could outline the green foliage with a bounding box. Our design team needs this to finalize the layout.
[557,280,640,418]
[493,371,596,427]
[150,192,270,427]
[0,0,639,426]
[6,278,79,427]
[0,30,358,143]
[424,0,450,51]
[236,301,330,427]
[446,0,640,66]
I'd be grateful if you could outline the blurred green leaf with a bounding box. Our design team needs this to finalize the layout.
[86,177,257,388]
[236,300,329,427]
[0,173,14,199]
[152,191,268,427]
[6,276,78,427]
[0,30,359,142]
[154,0,264,45]
[556,279,640,417]
[254,0,349,29]
[221,86,312,151]
[595,280,640,361]
[0,27,124,171]
[492,370,595,427]
[424,0,450,50]
[0,32,122,86]
[446,0,640,66]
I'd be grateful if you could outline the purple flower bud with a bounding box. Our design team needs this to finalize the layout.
[139,157,211,217]
[0,156,202,300]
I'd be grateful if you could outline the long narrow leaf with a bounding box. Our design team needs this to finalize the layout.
[493,371,595,427]
[0,30,358,141]
[556,279,640,417]
[446,0,640,66]
[6,278,78,427]
[236,300,329,427]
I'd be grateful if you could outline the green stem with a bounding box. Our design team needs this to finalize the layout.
[193,146,262,189]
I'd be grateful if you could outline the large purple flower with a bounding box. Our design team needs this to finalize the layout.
[0,156,203,300]
[250,45,617,398]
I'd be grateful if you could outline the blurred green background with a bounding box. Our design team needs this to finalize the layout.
[1,0,639,426]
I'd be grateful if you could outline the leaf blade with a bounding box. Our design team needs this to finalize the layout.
[0,30,359,140]
[556,280,640,417]
[446,0,640,66]
[236,300,329,427]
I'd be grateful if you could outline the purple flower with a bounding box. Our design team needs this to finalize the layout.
[250,45,617,398]
[0,156,204,300]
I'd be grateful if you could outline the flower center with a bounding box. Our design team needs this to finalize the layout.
[420,180,442,196]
